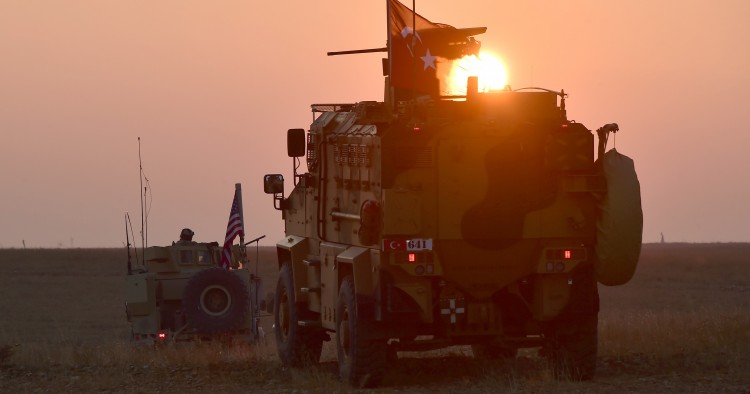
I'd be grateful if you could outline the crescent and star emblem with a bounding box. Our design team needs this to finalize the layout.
[400,26,436,71]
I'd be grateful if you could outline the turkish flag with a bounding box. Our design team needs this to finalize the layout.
[389,0,484,99]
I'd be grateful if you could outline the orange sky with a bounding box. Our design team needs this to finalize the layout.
[1,0,748,247]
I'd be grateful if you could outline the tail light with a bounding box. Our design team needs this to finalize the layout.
[543,247,587,273]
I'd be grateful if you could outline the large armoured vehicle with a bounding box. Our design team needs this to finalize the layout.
[263,5,642,388]
[125,229,266,344]
[263,91,641,386]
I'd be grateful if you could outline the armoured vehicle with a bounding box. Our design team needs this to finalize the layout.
[126,237,255,342]
[263,5,642,388]
[124,230,266,344]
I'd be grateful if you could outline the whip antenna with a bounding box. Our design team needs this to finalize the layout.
[138,138,145,253]
[137,138,152,250]
[126,212,140,267]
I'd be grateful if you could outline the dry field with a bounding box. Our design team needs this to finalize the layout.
[1,243,749,393]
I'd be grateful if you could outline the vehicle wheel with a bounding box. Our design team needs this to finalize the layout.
[336,276,387,388]
[549,312,598,380]
[274,263,323,367]
[471,342,518,360]
[546,265,599,380]
[183,267,250,334]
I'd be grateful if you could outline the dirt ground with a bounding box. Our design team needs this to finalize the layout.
[0,243,749,393]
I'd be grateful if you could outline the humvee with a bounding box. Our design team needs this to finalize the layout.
[125,236,265,344]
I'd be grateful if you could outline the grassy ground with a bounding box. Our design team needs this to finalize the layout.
[0,244,749,392]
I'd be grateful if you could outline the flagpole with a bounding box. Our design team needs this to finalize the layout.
[411,0,416,102]
[386,0,392,107]
[235,183,247,266]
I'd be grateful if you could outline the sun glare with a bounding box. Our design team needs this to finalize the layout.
[447,52,508,95]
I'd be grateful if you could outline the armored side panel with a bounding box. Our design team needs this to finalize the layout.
[158,271,197,301]
[144,246,178,273]
[319,242,346,329]
[275,235,311,302]
[125,273,158,335]
[378,92,600,304]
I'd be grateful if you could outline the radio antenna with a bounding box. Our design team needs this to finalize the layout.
[125,212,140,267]
[125,213,132,275]
[138,137,145,253]
[137,138,152,251]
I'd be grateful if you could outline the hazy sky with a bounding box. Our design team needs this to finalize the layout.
[1,0,748,248]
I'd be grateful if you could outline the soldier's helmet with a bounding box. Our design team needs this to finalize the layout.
[180,228,195,241]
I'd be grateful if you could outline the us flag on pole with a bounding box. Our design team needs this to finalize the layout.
[220,189,244,269]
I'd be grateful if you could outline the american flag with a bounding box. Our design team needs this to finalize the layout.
[220,188,244,269]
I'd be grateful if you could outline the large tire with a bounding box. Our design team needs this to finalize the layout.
[550,313,598,380]
[274,263,323,367]
[336,276,387,388]
[546,265,599,380]
[183,268,250,334]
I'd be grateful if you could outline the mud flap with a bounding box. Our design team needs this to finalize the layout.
[356,295,386,341]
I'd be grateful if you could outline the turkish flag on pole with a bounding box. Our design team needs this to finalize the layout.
[388,0,485,99]
[389,0,443,97]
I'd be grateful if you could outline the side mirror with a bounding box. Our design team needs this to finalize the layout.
[287,129,306,158]
[263,174,284,194]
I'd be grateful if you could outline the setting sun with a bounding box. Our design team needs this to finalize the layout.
[446,52,508,95]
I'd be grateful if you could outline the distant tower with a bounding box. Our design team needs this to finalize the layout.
[660,232,665,244]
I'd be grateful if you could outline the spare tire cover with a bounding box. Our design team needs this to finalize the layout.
[183,267,250,334]
[595,149,643,286]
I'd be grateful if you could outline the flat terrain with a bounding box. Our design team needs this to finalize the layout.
[1,243,749,393]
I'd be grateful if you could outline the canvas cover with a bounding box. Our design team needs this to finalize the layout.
[595,149,643,286]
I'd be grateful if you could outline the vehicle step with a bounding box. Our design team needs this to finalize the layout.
[303,258,321,267]
[300,287,320,293]
[298,320,321,327]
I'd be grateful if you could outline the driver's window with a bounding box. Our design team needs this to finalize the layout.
[197,251,211,264]
[180,250,193,264]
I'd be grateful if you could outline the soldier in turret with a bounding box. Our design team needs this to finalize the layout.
[176,228,195,245]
